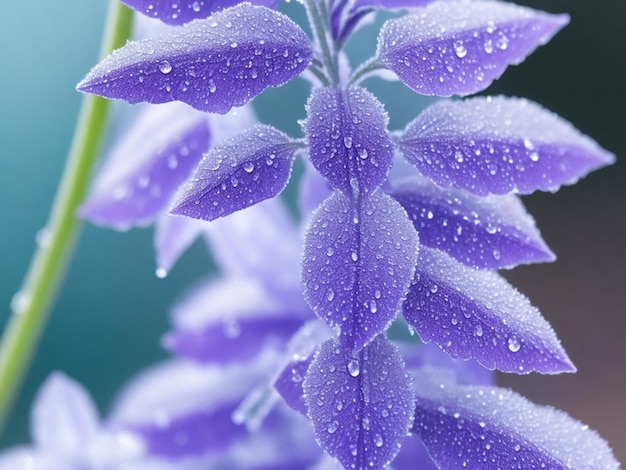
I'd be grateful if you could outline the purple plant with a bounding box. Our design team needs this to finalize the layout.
[2,0,620,469]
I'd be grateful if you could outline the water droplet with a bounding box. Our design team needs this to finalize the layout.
[474,325,483,337]
[362,416,371,430]
[159,60,172,74]
[326,288,335,302]
[347,359,360,377]
[191,0,201,12]
[327,420,339,434]
[351,251,359,262]
[370,300,378,314]
[430,284,438,294]
[358,148,368,159]
[243,162,255,173]
[374,434,384,447]
[231,176,239,187]
[453,40,467,58]
[508,337,521,352]
[344,136,353,148]
[156,268,168,278]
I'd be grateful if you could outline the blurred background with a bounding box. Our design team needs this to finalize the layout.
[1,0,625,463]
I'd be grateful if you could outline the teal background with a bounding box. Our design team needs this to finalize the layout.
[1,0,626,463]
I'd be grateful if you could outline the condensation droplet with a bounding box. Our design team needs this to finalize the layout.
[347,359,360,377]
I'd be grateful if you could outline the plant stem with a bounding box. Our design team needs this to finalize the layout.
[0,1,133,436]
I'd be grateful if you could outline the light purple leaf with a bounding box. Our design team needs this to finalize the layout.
[31,372,99,458]
[298,160,333,221]
[412,379,619,470]
[377,1,568,97]
[154,214,208,277]
[77,4,312,113]
[303,86,393,196]
[303,335,414,470]
[0,448,63,470]
[387,176,554,269]
[170,124,296,221]
[402,247,575,374]
[121,0,279,26]
[390,435,437,470]
[80,103,210,230]
[399,96,615,195]
[274,357,313,416]
[167,277,307,363]
[352,0,433,10]
[302,190,419,350]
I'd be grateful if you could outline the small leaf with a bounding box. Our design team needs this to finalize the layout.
[302,190,419,350]
[171,124,296,221]
[377,1,568,97]
[303,86,393,196]
[398,96,615,195]
[80,103,210,230]
[402,247,575,374]
[303,335,414,470]
[154,214,208,277]
[412,379,620,470]
[387,176,554,269]
[121,0,279,25]
[78,4,312,113]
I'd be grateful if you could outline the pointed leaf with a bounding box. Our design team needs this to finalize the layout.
[387,176,554,269]
[121,0,279,25]
[154,214,208,277]
[80,103,210,230]
[303,86,393,195]
[377,1,568,97]
[303,190,419,350]
[399,96,615,195]
[171,124,296,221]
[303,336,414,470]
[412,380,619,470]
[77,4,312,113]
[403,247,574,374]
[31,372,99,457]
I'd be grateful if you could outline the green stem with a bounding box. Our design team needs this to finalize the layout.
[0,1,133,436]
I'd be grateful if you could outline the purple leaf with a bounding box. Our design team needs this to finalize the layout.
[302,190,419,350]
[377,1,568,97]
[274,357,313,416]
[154,214,208,277]
[387,176,554,269]
[303,335,414,470]
[80,103,210,230]
[167,277,307,363]
[77,4,312,113]
[170,124,296,221]
[403,247,575,374]
[298,160,332,221]
[303,86,393,196]
[121,0,279,26]
[352,0,433,10]
[412,379,619,469]
[398,96,615,195]
[390,435,437,470]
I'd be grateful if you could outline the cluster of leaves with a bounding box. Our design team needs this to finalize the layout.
[2,0,619,469]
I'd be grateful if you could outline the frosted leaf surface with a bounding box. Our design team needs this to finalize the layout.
[402,247,574,374]
[170,124,296,221]
[303,86,393,196]
[377,1,568,97]
[77,4,312,113]
[387,176,554,269]
[121,0,279,25]
[80,103,210,230]
[412,380,620,469]
[31,372,99,458]
[303,336,414,470]
[399,96,615,195]
[302,190,419,350]
[353,0,434,10]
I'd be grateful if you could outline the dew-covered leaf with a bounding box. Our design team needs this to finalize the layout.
[303,335,414,470]
[412,379,619,470]
[170,124,296,221]
[377,1,568,97]
[121,0,279,25]
[77,4,312,113]
[80,103,210,230]
[303,86,393,196]
[166,276,306,364]
[31,373,99,457]
[398,96,615,195]
[387,176,554,269]
[302,190,419,350]
[402,247,574,374]
[352,0,433,10]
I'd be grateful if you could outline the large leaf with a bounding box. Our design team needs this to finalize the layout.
[78,4,312,113]
[171,124,296,221]
[377,1,568,97]
[403,247,574,374]
[398,96,615,195]
[303,336,414,470]
[302,190,419,350]
[412,377,619,469]
[303,86,393,196]
[121,0,279,25]
[387,176,554,269]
